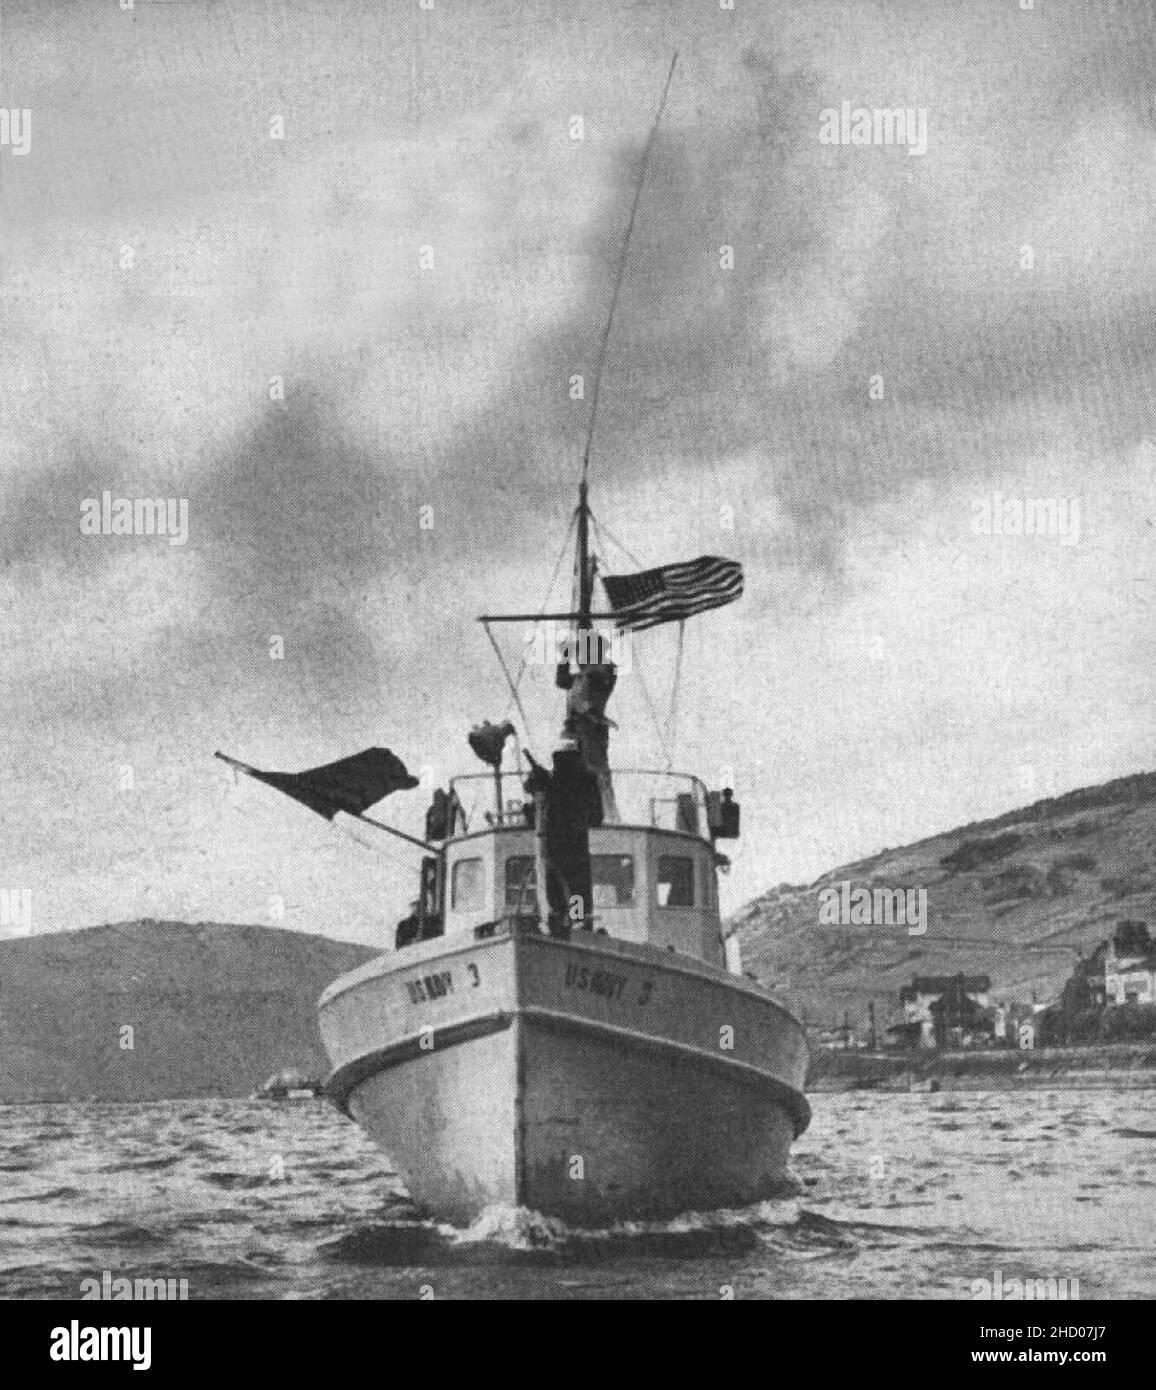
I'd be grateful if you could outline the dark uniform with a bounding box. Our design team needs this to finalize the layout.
[523,746,601,937]
[555,657,619,821]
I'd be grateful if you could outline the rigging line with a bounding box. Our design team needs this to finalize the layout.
[587,514,672,765]
[588,511,668,761]
[590,512,646,571]
[499,508,578,724]
[588,513,637,586]
[579,51,679,489]
[666,619,685,770]
[634,655,672,769]
[485,621,535,747]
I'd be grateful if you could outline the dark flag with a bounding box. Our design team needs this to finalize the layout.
[215,748,419,821]
[467,720,515,769]
[602,555,744,631]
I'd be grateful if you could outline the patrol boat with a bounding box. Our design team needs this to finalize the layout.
[222,57,809,1224]
[308,451,810,1223]
[316,779,809,1225]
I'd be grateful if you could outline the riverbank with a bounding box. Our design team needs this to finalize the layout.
[807,1042,1156,1092]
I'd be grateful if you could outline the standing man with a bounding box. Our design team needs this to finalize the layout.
[556,637,619,822]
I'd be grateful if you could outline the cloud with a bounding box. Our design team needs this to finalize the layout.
[3,0,1156,931]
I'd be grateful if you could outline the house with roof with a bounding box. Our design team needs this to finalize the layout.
[1105,950,1156,1005]
[1104,921,1156,1006]
[895,974,993,1049]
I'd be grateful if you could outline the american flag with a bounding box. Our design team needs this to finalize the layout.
[601,555,744,632]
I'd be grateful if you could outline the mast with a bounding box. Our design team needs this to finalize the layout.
[572,50,677,656]
[575,480,593,635]
[476,54,678,723]
[489,57,678,934]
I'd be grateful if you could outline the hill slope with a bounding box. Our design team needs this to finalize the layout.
[0,921,376,1103]
[731,772,1156,1032]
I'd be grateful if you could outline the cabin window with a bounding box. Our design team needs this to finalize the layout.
[592,855,635,907]
[505,855,537,909]
[655,850,691,906]
[451,856,485,911]
[504,855,635,909]
[656,855,694,908]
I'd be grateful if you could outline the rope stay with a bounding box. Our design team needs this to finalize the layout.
[484,507,580,767]
[485,619,535,747]
[579,51,678,490]
[588,511,673,768]
[590,511,646,570]
[483,53,680,775]
[502,511,577,691]
[666,619,685,770]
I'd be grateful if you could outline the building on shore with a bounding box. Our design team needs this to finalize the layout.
[893,974,994,1049]
[1105,947,1156,1005]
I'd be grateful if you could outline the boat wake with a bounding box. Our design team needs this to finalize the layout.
[320,1195,944,1267]
[453,1195,814,1249]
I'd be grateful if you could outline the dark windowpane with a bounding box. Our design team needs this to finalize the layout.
[507,855,634,910]
[591,855,634,907]
[656,855,694,908]
[505,855,537,909]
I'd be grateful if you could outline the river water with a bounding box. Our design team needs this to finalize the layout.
[1,1087,1153,1300]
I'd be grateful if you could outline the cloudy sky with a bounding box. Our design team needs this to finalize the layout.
[2,0,1155,945]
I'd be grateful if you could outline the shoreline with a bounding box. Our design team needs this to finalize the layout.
[807,1042,1156,1092]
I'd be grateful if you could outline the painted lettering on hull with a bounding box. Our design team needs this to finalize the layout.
[563,962,650,1004]
[402,963,482,1006]
[405,970,454,1005]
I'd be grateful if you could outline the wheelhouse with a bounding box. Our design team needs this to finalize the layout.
[432,768,731,969]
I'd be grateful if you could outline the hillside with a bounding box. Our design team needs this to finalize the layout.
[0,921,376,1103]
[731,771,1156,1034]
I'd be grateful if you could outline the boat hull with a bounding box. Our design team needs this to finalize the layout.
[319,929,809,1225]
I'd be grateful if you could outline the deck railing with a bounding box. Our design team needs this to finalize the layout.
[447,767,711,839]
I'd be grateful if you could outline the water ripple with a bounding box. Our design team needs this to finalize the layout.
[0,1089,1151,1299]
